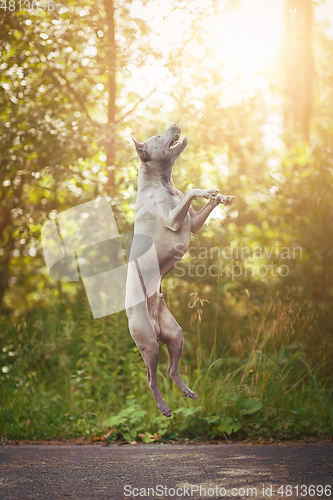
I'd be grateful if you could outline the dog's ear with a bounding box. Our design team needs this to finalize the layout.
[131,136,151,162]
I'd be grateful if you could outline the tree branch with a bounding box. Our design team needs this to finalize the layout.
[116,87,158,124]
[55,71,101,127]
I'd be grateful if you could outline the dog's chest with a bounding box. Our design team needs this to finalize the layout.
[136,186,179,217]
[165,190,181,209]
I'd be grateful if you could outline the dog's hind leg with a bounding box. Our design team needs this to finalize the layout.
[126,301,172,418]
[159,298,198,400]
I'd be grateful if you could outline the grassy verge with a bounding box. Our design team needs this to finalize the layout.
[1,299,332,443]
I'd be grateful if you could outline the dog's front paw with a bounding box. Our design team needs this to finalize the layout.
[225,195,236,206]
[201,188,219,200]
[218,195,236,206]
[207,188,219,199]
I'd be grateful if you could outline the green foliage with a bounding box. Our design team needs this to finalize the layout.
[0,300,331,442]
[106,398,148,443]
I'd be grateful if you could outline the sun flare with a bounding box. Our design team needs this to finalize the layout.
[128,0,284,108]
[208,0,283,96]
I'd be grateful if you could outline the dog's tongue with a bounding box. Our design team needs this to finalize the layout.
[170,133,181,148]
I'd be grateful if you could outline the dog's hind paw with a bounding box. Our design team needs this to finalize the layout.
[183,388,198,399]
[158,402,172,418]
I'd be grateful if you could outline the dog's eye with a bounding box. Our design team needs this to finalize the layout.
[156,135,161,139]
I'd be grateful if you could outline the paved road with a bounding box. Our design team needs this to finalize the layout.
[0,443,332,499]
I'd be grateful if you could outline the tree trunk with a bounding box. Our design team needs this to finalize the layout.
[0,222,13,316]
[103,0,117,194]
[283,0,313,142]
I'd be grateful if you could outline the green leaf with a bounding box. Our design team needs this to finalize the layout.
[217,418,242,435]
[205,415,220,424]
[174,406,202,417]
[129,429,138,440]
[122,432,132,442]
[240,400,263,414]
[158,428,169,436]
[106,415,124,427]
[140,434,152,443]
[129,409,147,422]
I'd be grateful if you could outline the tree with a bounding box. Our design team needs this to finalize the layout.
[282,0,314,142]
[1,0,237,314]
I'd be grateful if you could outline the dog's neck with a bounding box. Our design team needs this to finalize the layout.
[138,161,176,195]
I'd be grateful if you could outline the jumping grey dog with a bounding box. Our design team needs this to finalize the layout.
[125,123,235,417]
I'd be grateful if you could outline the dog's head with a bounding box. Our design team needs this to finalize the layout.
[131,124,188,166]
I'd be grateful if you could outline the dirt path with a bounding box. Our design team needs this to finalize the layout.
[0,442,332,499]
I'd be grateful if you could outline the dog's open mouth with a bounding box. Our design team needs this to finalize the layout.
[168,132,182,149]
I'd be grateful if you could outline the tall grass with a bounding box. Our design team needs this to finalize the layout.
[0,296,332,442]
